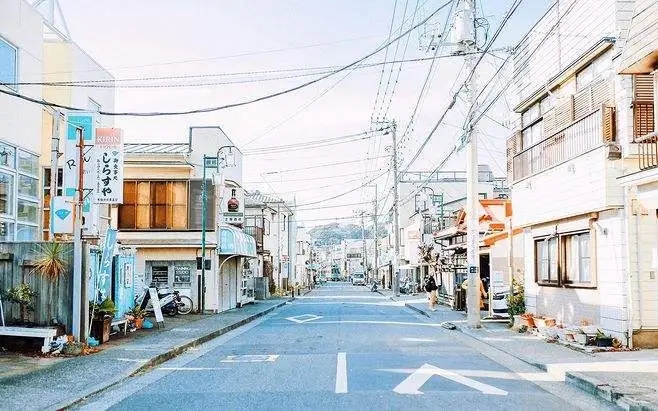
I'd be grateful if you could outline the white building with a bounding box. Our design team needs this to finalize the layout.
[506,0,649,345]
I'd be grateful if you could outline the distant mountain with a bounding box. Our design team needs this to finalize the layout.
[309,222,384,246]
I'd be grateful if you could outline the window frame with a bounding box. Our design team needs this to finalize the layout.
[535,236,559,286]
[118,179,192,231]
[534,230,597,288]
[0,36,18,91]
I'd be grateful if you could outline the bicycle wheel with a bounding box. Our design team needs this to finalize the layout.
[177,295,193,315]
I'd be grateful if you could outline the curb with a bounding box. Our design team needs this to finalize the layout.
[406,303,657,411]
[404,302,431,318]
[56,299,290,410]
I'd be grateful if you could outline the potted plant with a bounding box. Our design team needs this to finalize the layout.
[127,305,146,329]
[506,279,526,328]
[90,298,116,344]
[520,312,535,328]
[595,329,614,347]
[2,283,37,325]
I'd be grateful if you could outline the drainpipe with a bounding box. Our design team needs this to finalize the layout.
[634,202,645,333]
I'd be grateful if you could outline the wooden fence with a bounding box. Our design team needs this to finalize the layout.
[0,242,74,331]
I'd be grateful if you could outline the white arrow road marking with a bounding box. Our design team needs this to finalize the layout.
[286,314,323,323]
[335,352,348,394]
[393,363,508,396]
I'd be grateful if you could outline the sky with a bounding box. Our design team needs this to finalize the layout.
[52,0,554,227]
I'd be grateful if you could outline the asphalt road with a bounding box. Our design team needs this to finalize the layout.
[76,282,617,411]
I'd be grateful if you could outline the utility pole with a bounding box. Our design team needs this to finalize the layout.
[49,110,61,241]
[72,126,84,341]
[360,211,367,275]
[372,184,378,285]
[455,0,481,328]
[390,122,401,298]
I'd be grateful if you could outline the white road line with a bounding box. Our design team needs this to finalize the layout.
[335,352,348,394]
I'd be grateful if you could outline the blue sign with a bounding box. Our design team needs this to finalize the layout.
[98,228,118,284]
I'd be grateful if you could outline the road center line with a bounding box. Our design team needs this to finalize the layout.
[335,352,348,394]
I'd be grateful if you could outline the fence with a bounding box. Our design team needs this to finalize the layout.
[0,242,74,331]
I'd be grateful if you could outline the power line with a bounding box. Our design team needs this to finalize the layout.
[370,0,400,125]
[0,0,454,117]
[244,130,383,155]
[244,169,384,184]
[295,170,388,208]
[262,157,388,175]
[400,0,522,174]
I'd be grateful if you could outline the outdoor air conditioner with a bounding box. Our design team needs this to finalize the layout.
[606,143,622,160]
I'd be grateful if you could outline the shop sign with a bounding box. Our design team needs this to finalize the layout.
[94,128,124,204]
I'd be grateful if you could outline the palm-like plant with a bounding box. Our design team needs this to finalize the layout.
[32,242,70,281]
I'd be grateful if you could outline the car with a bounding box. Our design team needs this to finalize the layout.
[352,273,366,286]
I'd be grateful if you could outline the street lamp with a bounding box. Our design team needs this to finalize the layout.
[200,145,236,313]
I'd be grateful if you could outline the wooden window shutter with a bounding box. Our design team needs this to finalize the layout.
[506,131,521,182]
[602,106,616,143]
[633,75,654,140]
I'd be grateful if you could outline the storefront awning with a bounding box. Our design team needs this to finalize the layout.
[219,225,257,257]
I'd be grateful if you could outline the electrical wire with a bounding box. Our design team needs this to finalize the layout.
[295,170,388,208]
[0,0,456,117]
[369,0,400,125]
[262,157,388,175]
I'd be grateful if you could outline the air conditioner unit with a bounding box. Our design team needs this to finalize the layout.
[606,143,622,160]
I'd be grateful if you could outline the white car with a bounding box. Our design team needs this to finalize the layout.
[352,273,366,286]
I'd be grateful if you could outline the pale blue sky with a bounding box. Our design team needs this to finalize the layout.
[55,0,553,225]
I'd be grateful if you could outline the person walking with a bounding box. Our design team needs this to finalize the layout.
[424,274,439,311]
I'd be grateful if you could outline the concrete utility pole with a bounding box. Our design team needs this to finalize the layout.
[360,211,367,275]
[455,0,481,328]
[372,184,378,284]
[390,122,401,298]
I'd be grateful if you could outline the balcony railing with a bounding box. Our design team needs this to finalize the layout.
[636,131,658,171]
[512,107,613,181]
[244,226,264,252]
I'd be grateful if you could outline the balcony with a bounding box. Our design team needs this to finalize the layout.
[636,131,658,171]
[244,226,264,253]
[511,106,615,181]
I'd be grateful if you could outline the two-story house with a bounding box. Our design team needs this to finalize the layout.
[115,127,256,313]
[506,0,636,344]
[616,0,658,348]
[244,190,296,293]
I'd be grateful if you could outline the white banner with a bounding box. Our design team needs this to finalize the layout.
[52,196,73,234]
[94,128,124,204]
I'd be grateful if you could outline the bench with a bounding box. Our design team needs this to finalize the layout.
[111,318,129,336]
[0,326,59,353]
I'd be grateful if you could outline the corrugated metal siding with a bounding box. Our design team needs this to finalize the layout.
[513,0,618,104]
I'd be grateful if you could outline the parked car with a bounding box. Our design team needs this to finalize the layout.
[352,272,366,286]
[491,290,510,318]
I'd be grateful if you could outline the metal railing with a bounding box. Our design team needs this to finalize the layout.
[513,108,603,181]
[636,131,658,171]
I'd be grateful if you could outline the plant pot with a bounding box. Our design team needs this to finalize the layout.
[596,337,614,347]
[544,317,556,327]
[520,315,535,328]
[134,317,144,329]
[91,317,112,344]
[574,333,587,345]
[533,317,547,328]
[512,315,524,329]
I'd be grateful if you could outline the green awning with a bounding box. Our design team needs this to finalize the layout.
[219,225,257,257]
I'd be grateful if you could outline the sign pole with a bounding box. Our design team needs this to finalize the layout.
[72,126,84,341]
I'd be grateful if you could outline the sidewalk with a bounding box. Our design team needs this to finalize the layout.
[400,297,658,411]
[0,298,289,411]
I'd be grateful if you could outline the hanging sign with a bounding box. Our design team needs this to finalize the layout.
[64,113,96,198]
[94,128,124,204]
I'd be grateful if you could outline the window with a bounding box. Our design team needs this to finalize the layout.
[118,180,189,230]
[536,237,558,284]
[0,143,16,168]
[0,141,40,241]
[564,232,591,285]
[42,167,64,240]
[0,172,13,215]
[0,37,17,90]
[188,180,214,230]
[522,121,543,149]
[576,52,611,91]
[151,266,169,287]
[535,231,595,287]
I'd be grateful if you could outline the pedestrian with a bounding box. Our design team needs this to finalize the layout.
[424,274,439,311]
[461,277,488,310]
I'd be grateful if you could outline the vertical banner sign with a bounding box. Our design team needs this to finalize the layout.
[97,228,118,303]
[65,113,97,235]
[95,128,124,204]
[52,196,73,234]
